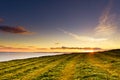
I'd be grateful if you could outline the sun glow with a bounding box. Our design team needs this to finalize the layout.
[83,50,95,53]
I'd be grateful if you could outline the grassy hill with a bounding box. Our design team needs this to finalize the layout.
[0,50,120,80]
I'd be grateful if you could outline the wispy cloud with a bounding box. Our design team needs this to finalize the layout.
[55,42,60,45]
[59,28,107,42]
[58,0,117,43]
[95,0,117,37]
[0,45,31,50]
[0,26,34,34]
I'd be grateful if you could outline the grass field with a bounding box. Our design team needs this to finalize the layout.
[0,50,120,80]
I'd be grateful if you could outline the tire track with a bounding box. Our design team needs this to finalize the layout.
[58,54,80,80]
[88,53,120,79]
[20,54,72,80]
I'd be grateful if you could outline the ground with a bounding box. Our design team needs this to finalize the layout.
[0,50,120,80]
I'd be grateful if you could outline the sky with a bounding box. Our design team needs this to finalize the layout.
[0,0,120,52]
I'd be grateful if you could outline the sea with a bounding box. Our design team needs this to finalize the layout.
[0,52,63,62]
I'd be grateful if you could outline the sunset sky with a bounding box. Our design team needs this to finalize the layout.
[0,0,120,52]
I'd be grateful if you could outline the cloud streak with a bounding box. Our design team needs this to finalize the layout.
[95,0,117,37]
[59,29,107,42]
[0,45,31,50]
[0,26,33,34]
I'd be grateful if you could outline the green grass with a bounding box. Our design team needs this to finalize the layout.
[0,50,120,80]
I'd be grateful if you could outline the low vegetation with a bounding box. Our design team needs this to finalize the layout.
[0,50,120,80]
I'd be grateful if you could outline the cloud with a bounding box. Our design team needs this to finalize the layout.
[37,48,48,50]
[55,42,60,45]
[95,0,117,37]
[0,26,33,34]
[59,29,107,42]
[0,18,4,23]
[0,45,31,50]
[50,46,103,51]
[0,45,5,48]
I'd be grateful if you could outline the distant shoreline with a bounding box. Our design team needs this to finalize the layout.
[0,52,63,62]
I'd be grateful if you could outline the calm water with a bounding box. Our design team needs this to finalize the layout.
[0,52,63,62]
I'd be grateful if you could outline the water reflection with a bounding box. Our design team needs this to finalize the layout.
[0,52,63,62]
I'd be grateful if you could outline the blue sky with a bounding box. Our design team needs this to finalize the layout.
[0,0,120,52]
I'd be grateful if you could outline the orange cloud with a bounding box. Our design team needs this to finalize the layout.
[0,45,32,52]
